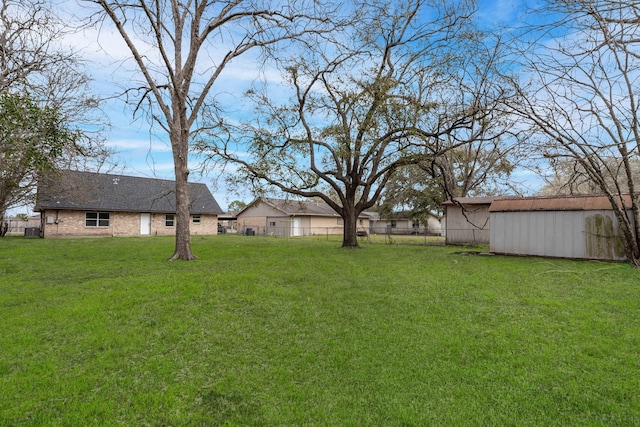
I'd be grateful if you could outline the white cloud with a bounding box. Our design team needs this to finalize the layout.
[477,0,526,26]
[103,136,169,152]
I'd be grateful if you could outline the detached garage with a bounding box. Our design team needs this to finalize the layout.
[489,195,629,261]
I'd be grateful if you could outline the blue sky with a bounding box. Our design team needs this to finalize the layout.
[44,0,534,214]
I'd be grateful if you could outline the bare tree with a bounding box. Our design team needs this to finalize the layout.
[378,38,524,219]
[1,0,69,93]
[85,0,340,259]
[420,33,525,227]
[0,0,107,222]
[377,139,517,220]
[511,0,640,265]
[539,158,640,196]
[0,0,102,129]
[203,0,517,247]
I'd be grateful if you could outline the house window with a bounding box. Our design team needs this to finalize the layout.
[359,219,364,225]
[86,212,110,227]
[165,214,175,227]
[269,221,276,227]
[390,220,397,228]
[412,220,420,228]
[337,218,344,225]
[192,215,201,224]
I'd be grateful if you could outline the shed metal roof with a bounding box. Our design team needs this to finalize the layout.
[488,194,634,212]
[35,170,224,214]
[442,196,501,206]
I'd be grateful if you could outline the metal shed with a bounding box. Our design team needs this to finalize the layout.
[443,197,498,245]
[489,195,631,261]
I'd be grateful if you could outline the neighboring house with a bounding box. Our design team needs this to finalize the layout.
[489,194,630,261]
[443,197,498,245]
[35,170,224,238]
[236,197,370,236]
[367,211,442,235]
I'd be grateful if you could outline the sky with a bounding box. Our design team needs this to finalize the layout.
[11,0,534,215]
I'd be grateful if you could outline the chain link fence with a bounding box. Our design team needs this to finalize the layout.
[221,225,446,246]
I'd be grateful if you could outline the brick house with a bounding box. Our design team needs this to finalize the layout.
[35,170,224,238]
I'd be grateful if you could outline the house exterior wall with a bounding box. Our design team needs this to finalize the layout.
[308,216,370,235]
[426,216,442,235]
[240,203,284,217]
[236,203,282,234]
[263,216,313,236]
[236,197,372,236]
[238,213,370,236]
[40,209,217,238]
[369,217,441,235]
[237,216,269,234]
[42,210,117,237]
[261,215,366,236]
[308,216,343,234]
[149,212,218,236]
[237,199,371,236]
[189,213,218,235]
[444,204,491,245]
[370,218,413,233]
[490,210,628,261]
[264,216,291,236]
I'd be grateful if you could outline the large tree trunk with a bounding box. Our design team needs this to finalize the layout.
[341,204,360,249]
[169,128,196,260]
[0,209,6,237]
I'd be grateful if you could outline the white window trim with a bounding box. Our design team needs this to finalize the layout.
[85,211,110,227]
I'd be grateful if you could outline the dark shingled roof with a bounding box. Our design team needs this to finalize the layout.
[241,197,370,218]
[35,170,223,214]
[261,197,342,216]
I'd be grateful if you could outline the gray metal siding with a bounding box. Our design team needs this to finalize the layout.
[445,205,491,245]
[491,210,628,260]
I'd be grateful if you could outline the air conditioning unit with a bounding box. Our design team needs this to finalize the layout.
[24,227,40,238]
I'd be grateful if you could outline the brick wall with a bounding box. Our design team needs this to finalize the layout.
[188,214,217,236]
[41,210,218,238]
[149,212,217,236]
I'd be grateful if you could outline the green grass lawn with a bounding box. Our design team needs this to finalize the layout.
[1,235,639,426]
